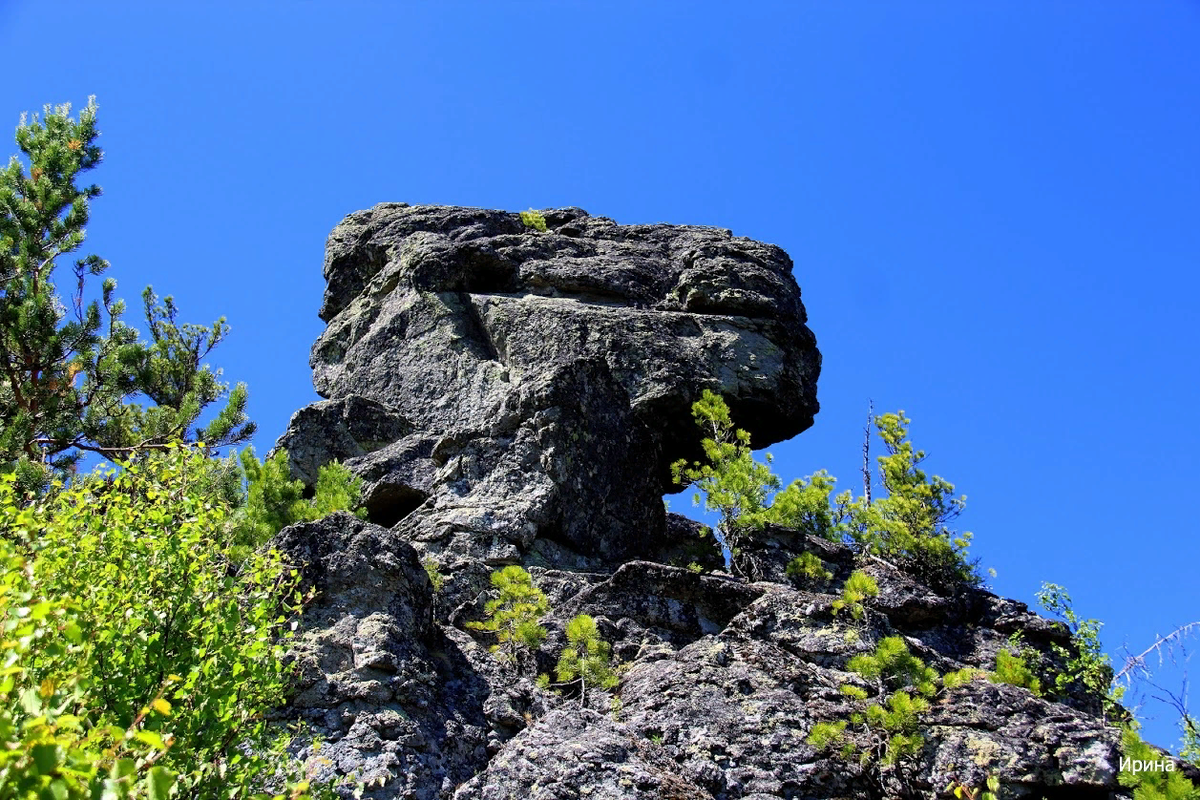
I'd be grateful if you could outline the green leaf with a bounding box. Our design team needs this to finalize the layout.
[146,766,175,800]
[135,730,169,750]
[31,742,58,774]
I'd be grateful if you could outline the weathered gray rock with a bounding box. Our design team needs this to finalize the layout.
[274,513,492,799]
[265,205,1187,800]
[274,517,1180,799]
[278,204,821,569]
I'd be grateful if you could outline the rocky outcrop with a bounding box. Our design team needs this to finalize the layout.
[276,204,821,576]
[274,515,1167,799]
[267,205,1178,799]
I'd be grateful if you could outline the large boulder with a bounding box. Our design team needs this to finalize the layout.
[277,204,821,567]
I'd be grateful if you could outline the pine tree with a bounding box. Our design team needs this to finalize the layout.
[671,389,780,577]
[836,411,980,590]
[555,614,618,707]
[467,566,549,663]
[230,447,367,557]
[0,98,253,493]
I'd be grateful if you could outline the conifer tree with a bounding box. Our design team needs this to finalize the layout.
[671,389,780,577]
[836,411,980,590]
[467,566,549,663]
[555,614,618,707]
[230,447,367,557]
[0,98,253,492]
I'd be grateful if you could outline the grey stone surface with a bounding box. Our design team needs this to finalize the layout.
[265,205,1184,799]
[275,518,1174,799]
[279,203,821,570]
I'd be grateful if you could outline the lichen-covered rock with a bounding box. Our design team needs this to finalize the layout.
[274,513,491,799]
[278,204,821,568]
[265,205,1182,800]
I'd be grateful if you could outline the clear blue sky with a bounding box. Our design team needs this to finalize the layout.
[3,2,1197,751]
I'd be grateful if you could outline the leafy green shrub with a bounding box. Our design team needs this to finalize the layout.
[467,566,549,662]
[831,571,880,623]
[0,527,172,798]
[945,773,1000,800]
[555,614,618,707]
[1119,727,1198,800]
[836,412,980,592]
[0,445,325,798]
[941,667,986,690]
[1036,582,1123,717]
[990,650,1042,696]
[786,551,832,584]
[848,636,938,698]
[231,448,367,556]
[519,209,547,231]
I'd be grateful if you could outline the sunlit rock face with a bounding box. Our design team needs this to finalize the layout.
[266,207,1190,800]
[277,204,821,567]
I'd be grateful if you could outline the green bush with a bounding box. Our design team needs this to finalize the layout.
[859,690,929,766]
[786,552,832,584]
[467,566,548,663]
[0,445,327,798]
[672,394,980,592]
[0,527,171,798]
[231,448,367,557]
[1036,582,1123,718]
[848,636,937,698]
[519,209,547,232]
[941,667,985,690]
[762,470,840,540]
[1119,727,1198,800]
[671,390,781,577]
[555,614,618,707]
[831,571,880,623]
[990,650,1042,696]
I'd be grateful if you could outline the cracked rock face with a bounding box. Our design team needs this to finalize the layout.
[275,515,1169,799]
[276,204,821,567]
[267,206,1178,799]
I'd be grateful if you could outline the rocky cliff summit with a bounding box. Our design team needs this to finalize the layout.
[271,206,1178,799]
[278,203,820,573]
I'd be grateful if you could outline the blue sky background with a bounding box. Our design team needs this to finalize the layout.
[2,2,1197,751]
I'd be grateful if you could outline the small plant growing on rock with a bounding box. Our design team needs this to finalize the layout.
[857,690,930,766]
[422,557,445,594]
[941,667,986,691]
[555,614,618,708]
[849,636,938,698]
[786,551,832,584]
[811,638,941,772]
[945,773,1000,800]
[519,208,547,231]
[831,570,880,622]
[467,566,549,663]
[671,390,781,578]
[1036,582,1124,718]
[990,649,1042,696]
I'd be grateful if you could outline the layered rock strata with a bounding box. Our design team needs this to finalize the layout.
[277,204,821,578]
[269,205,1175,799]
